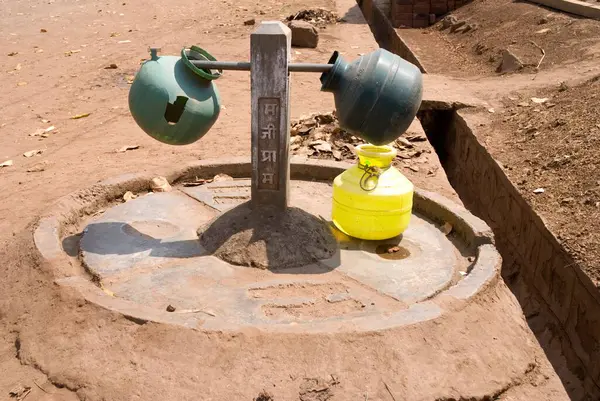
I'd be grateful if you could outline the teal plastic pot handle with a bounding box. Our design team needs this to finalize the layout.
[181,46,222,80]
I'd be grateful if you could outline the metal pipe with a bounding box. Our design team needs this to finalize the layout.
[289,63,333,73]
[189,60,333,73]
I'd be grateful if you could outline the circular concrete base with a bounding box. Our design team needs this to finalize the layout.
[34,158,500,333]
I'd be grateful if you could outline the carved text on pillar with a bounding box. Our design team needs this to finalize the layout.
[257,97,281,190]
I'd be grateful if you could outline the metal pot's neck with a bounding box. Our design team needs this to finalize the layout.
[320,51,347,93]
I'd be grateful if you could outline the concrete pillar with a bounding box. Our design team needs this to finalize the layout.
[250,21,292,210]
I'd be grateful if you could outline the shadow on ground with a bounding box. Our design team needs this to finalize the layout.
[339,3,368,24]
[198,202,341,271]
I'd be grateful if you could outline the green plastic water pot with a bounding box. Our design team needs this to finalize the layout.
[320,49,423,146]
[128,46,222,145]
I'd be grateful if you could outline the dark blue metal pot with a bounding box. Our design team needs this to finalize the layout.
[320,49,423,145]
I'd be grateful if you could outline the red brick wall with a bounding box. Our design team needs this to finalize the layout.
[390,0,470,28]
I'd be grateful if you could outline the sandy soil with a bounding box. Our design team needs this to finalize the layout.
[0,0,593,398]
[489,76,600,287]
[398,0,600,77]
[0,0,471,399]
[388,0,600,293]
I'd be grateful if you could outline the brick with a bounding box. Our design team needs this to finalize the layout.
[517,218,543,278]
[393,12,415,20]
[534,253,575,324]
[392,13,414,27]
[413,0,430,14]
[447,0,456,10]
[393,4,414,14]
[413,13,430,28]
[565,281,600,370]
[431,2,448,14]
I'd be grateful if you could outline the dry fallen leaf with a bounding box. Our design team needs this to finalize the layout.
[118,39,131,44]
[71,112,91,119]
[104,63,118,69]
[17,82,27,86]
[14,63,21,71]
[30,126,56,137]
[213,173,234,182]
[116,145,139,153]
[182,177,213,187]
[150,176,172,192]
[0,160,13,167]
[8,51,18,56]
[23,149,44,157]
[533,187,545,194]
[441,222,453,235]
[9,384,32,400]
[407,134,427,142]
[315,142,332,153]
[40,28,47,32]
[396,137,413,148]
[531,97,549,104]
[100,282,115,297]
[123,191,137,202]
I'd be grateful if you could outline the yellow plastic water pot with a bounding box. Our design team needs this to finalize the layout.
[332,144,414,240]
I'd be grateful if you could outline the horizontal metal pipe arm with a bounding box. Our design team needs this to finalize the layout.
[189,60,333,73]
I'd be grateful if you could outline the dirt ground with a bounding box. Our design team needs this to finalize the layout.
[398,0,600,77]
[0,0,468,399]
[390,0,600,289]
[0,0,597,399]
[490,76,600,287]
[400,0,600,289]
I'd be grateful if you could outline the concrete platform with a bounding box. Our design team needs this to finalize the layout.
[34,158,501,333]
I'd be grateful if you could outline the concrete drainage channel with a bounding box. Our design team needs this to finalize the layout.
[355,0,600,398]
